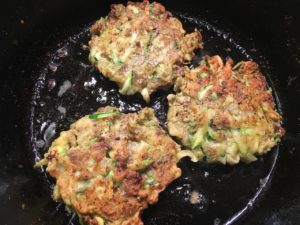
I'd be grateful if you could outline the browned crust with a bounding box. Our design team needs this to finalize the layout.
[89,0,202,100]
[167,55,284,164]
[40,107,181,224]
[175,55,284,132]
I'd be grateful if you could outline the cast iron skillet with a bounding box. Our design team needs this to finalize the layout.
[0,0,299,225]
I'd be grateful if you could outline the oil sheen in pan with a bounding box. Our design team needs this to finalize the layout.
[29,13,282,225]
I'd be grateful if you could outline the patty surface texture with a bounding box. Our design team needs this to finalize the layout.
[168,55,285,164]
[36,107,181,225]
[89,0,202,102]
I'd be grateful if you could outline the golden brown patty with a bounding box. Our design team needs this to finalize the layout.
[88,1,202,102]
[167,55,285,164]
[36,107,181,225]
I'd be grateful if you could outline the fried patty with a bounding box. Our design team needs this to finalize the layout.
[167,55,285,164]
[36,107,181,225]
[88,1,202,102]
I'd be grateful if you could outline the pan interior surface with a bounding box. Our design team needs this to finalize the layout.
[29,12,281,225]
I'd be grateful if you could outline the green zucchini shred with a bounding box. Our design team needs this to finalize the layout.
[34,158,47,168]
[88,111,121,119]
[145,177,155,186]
[89,49,100,64]
[190,126,207,149]
[76,180,92,193]
[211,92,219,100]
[119,72,132,94]
[57,146,68,156]
[198,85,213,100]
[137,158,154,171]
[232,61,244,70]
[90,137,99,143]
[94,216,106,225]
[132,7,139,14]
[198,71,208,79]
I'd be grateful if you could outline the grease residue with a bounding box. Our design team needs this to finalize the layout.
[57,80,72,97]
[43,122,56,149]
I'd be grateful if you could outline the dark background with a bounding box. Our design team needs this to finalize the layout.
[0,0,299,225]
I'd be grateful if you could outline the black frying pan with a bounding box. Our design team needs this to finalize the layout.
[0,0,299,225]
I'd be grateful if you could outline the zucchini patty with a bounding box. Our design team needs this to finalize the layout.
[36,107,181,225]
[88,1,202,102]
[167,56,285,164]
